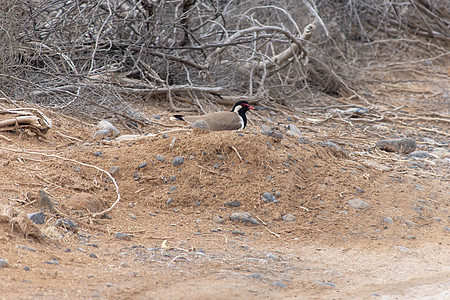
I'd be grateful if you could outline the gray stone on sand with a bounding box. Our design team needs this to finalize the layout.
[225,200,241,207]
[376,138,416,154]
[96,120,120,136]
[110,166,119,174]
[271,282,287,288]
[408,151,430,158]
[286,124,303,137]
[383,217,394,224]
[261,192,277,203]
[38,190,54,211]
[347,199,371,210]
[93,151,103,157]
[282,214,297,222]
[138,162,147,169]
[27,212,45,225]
[404,219,417,227]
[229,212,260,226]
[172,156,184,167]
[115,232,131,241]
[260,125,271,134]
[314,281,337,288]
[56,218,78,230]
[232,229,245,235]
[155,154,166,162]
[0,259,9,268]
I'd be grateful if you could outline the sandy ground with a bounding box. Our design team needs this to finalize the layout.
[0,66,449,299]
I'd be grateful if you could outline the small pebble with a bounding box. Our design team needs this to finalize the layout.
[0,259,9,268]
[286,124,302,137]
[110,166,119,174]
[376,138,416,154]
[282,214,297,222]
[261,192,277,203]
[89,254,98,258]
[172,156,184,167]
[348,199,371,210]
[383,217,394,224]
[260,125,271,135]
[115,232,131,241]
[38,190,54,211]
[20,246,36,252]
[56,218,78,230]
[162,134,169,138]
[265,131,283,140]
[394,246,412,253]
[266,253,279,261]
[153,115,161,120]
[314,281,337,288]
[408,151,430,158]
[407,160,427,169]
[156,155,166,162]
[404,219,417,227]
[138,162,147,169]
[225,201,241,207]
[27,212,45,225]
[166,198,173,205]
[43,261,59,265]
[325,141,342,150]
[271,282,287,288]
[232,230,245,236]
[97,120,120,136]
[213,215,225,224]
[355,187,365,194]
[93,151,103,157]
[229,213,260,226]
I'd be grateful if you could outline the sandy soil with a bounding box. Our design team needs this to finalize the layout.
[0,67,449,299]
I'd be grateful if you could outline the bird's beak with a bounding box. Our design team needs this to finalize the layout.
[248,105,255,110]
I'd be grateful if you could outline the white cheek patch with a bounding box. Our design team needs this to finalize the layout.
[233,105,243,113]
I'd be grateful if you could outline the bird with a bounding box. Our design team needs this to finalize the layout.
[172,101,255,131]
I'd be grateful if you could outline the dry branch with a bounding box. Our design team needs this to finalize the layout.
[0,108,52,135]
[0,0,447,120]
[0,146,121,218]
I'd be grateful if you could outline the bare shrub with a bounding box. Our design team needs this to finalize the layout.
[0,0,448,121]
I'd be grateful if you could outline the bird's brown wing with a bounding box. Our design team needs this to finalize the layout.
[182,111,243,131]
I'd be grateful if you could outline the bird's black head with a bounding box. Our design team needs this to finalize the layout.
[231,100,254,129]
[231,101,255,113]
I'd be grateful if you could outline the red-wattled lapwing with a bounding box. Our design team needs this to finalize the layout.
[172,101,255,131]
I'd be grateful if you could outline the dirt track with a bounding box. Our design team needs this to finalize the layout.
[0,68,449,299]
